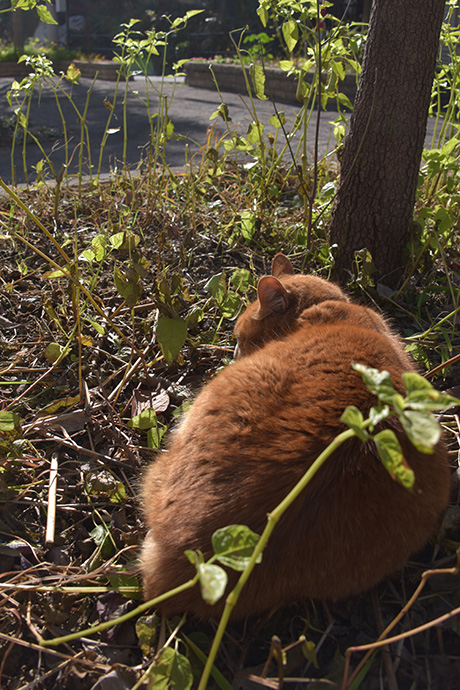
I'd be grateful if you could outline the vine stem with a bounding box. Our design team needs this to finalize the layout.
[197,425,360,690]
[39,576,199,648]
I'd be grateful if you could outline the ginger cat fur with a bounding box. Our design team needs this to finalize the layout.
[141,253,450,619]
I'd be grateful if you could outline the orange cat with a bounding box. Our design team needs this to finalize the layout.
[141,253,450,619]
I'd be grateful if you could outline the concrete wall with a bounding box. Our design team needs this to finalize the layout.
[184,61,357,105]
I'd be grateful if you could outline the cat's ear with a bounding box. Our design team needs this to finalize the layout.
[271,253,295,278]
[254,276,289,319]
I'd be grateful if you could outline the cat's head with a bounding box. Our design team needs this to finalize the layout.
[234,253,348,357]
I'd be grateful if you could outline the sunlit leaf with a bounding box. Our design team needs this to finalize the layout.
[147,425,166,449]
[197,563,227,605]
[42,268,68,279]
[302,638,318,668]
[373,429,415,490]
[246,122,263,145]
[220,291,242,319]
[128,408,158,430]
[269,112,286,128]
[65,63,81,84]
[399,410,441,453]
[230,268,253,293]
[210,103,231,122]
[45,342,69,363]
[353,363,397,405]
[250,62,267,100]
[257,4,268,27]
[36,4,58,24]
[212,524,261,572]
[282,18,298,53]
[239,210,256,240]
[340,405,369,441]
[402,372,460,410]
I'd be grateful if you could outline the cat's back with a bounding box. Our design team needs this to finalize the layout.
[178,317,409,460]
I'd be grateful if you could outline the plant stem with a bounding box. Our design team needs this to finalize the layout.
[40,575,199,648]
[197,426,358,690]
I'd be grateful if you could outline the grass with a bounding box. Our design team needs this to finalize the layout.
[1,4,460,689]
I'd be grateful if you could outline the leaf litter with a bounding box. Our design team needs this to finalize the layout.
[0,176,460,689]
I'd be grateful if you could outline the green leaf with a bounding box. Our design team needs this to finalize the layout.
[108,570,140,594]
[353,363,397,405]
[128,408,157,430]
[197,563,228,605]
[91,234,106,261]
[257,4,268,27]
[42,268,68,279]
[185,549,204,567]
[219,291,242,319]
[279,59,294,71]
[204,273,226,305]
[156,316,188,365]
[212,524,261,572]
[269,112,286,128]
[147,425,166,450]
[80,249,95,263]
[90,524,108,547]
[114,266,141,307]
[109,231,124,249]
[373,429,415,490]
[250,63,267,100]
[0,411,21,433]
[185,9,205,20]
[340,406,369,441]
[186,306,204,328]
[399,410,441,454]
[136,614,159,655]
[246,122,263,145]
[209,103,231,122]
[337,91,353,110]
[44,342,69,364]
[239,210,256,240]
[149,647,193,690]
[36,4,58,24]
[109,231,140,251]
[402,372,460,411]
[282,18,298,53]
[302,638,318,668]
[87,318,106,336]
[368,404,391,428]
[166,119,174,138]
[230,268,253,293]
[402,372,433,394]
[65,62,81,84]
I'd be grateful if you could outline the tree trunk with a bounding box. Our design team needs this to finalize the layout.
[328,0,446,286]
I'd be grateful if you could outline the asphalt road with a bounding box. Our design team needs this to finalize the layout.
[0,73,439,186]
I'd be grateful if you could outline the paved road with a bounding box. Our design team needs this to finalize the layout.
[0,73,439,185]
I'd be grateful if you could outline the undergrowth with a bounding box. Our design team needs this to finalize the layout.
[1,1,460,689]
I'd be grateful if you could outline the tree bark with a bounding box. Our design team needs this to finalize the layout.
[328,0,446,286]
